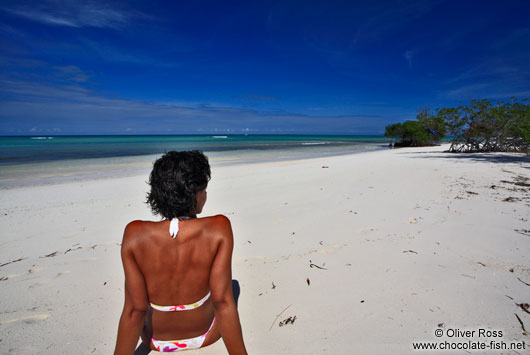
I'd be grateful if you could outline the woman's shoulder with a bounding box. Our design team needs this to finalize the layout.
[200,214,231,224]
[122,220,162,245]
[200,214,231,227]
[124,219,159,232]
[197,214,233,239]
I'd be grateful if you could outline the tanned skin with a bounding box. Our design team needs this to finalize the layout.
[114,190,247,354]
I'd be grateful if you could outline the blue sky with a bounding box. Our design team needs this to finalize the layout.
[1,0,529,135]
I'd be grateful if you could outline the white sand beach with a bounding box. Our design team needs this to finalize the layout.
[1,145,529,354]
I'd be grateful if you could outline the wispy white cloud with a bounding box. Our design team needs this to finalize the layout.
[267,1,441,56]
[0,22,25,36]
[52,65,90,83]
[0,78,390,134]
[237,94,279,101]
[1,0,146,29]
[357,1,443,42]
[0,58,92,88]
[403,50,416,68]
[489,27,530,51]
[0,55,46,68]
[442,83,489,99]
[440,58,530,100]
[75,38,177,67]
[439,82,530,100]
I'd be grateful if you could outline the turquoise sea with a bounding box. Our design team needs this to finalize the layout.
[0,135,388,188]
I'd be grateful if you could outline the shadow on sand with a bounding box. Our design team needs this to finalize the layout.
[395,149,530,167]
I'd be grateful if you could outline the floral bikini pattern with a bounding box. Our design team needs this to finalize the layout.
[151,331,211,352]
[150,292,209,312]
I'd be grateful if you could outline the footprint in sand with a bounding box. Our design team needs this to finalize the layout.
[0,314,49,327]
[29,270,71,287]
[55,271,71,278]
[318,243,346,255]
[28,265,48,274]
[356,227,377,233]
[63,257,98,265]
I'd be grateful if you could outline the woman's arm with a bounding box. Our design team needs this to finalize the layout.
[209,216,248,355]
[114,222,149,355]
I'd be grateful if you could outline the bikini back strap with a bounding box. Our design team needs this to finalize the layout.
[150,291,211,312]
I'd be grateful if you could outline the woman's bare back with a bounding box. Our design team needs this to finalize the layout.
[125,215,226,342]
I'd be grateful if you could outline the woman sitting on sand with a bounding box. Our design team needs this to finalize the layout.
[114,151,247,354]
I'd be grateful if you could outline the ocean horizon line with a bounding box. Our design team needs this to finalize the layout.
[0,133,386,138]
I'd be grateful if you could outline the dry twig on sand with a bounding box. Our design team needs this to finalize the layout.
[515,303,530,315]
[514,313,528,335]
[309,263,327,270]
[514,229,530,237]
[279,316,297,327]
[403,250,418,254]
[517,277,530,287]
[270,305,292,331]
[0,257,26,268]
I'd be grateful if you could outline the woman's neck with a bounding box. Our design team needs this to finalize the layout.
[178,214,196,219]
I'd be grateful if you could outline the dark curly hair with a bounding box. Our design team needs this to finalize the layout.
[146,150,211,219]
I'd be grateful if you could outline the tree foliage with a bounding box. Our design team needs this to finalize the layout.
[444,98,530,153]
[384,98,530,153]
[384,108,446,147]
